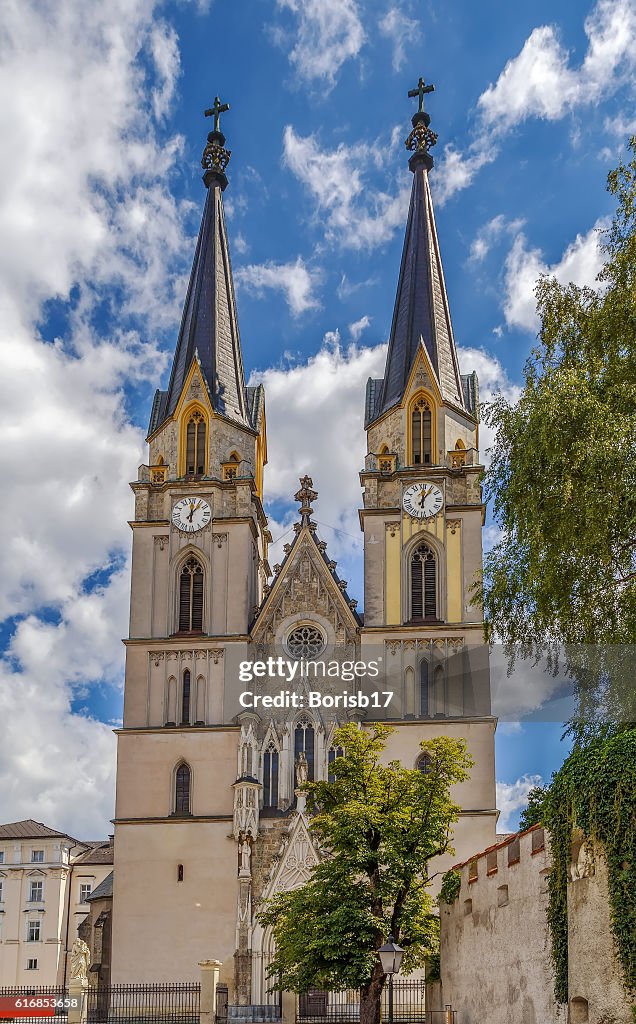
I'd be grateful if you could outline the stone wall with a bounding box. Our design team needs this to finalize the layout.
[439,825,634,1024]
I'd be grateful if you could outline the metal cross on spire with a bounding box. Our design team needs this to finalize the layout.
[408,77,435,115]
[204,96,230,134]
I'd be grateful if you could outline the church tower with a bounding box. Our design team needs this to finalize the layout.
[111,103,270,983]
[359,80,496,857]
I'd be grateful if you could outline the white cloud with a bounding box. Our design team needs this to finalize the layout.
[349,315,371,340]
[0,0,191,835]
[479,0,636,134]
[283,126,410,249]
[469,214,525,263]
[378,7,420,72]
[503,220,606,331]
[276,0,365,90]
[235,257,321,316]
[496,774,544,832]
[432,143,497,205]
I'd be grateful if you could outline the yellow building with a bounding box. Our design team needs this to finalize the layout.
[110,93,497,1003]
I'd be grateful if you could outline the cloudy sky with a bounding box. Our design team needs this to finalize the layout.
[0,0,633,837]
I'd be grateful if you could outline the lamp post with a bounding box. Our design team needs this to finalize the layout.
[378,935,404,1024]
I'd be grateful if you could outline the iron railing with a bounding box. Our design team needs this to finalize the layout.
[297,982,454,1024]
[0,985,70,1024]
[86,983,200,1024]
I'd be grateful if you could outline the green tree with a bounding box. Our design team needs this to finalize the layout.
[481,140,636,735]
[518,785,549,831]
[257,723,472,1024]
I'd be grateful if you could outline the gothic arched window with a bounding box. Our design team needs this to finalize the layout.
[263,743,279,809]
[420,661,429,717]
[185,409,206,477]
[181,670,191,725]
[416,752,433,775]
[411,396,432,466]
[410,544,437,620]
[328,745,344,783]
[174,763,191,815]
[294,718,315,781]
[178,557,204,633]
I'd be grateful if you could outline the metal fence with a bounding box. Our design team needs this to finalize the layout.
[86,983,200,1024]
[297,981,454,1024]
[0,986,70,1024]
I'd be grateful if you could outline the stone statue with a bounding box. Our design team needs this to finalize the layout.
[70,938,91,981]
[296,752,309,786]
[239,835,252,876]
[571,841,595,881]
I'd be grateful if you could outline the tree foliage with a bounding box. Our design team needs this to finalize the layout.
[257,724,472,1024]
[482,141,636,661]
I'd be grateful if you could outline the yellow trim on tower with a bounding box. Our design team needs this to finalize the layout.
[177,400,211,478]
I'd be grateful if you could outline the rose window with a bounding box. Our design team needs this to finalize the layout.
[286,624,326,659]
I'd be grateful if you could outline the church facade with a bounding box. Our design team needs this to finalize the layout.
[110,92,498,997]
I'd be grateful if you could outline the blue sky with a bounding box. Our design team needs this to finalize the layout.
[0,0,634,837]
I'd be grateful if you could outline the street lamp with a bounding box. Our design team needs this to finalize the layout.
[378,935,404,1024]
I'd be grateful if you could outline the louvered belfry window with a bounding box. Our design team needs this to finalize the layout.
[175,763,191,815]
[179,557,204,632]
[411,397,432,465]
[186,410,206,477]
[411,544,437,620]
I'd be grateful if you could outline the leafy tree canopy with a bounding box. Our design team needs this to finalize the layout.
[482,140,636,656]
[257,724,471,1024]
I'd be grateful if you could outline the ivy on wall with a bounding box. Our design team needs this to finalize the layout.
[438,869,461,907]
[543,728,636,1004]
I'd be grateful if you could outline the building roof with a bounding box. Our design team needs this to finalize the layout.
[367,116,466,426]
[150,142,251,435]
[451,823,545,871]
[0,819,83,843]
[74,840,114,866]
[86,871,113,902]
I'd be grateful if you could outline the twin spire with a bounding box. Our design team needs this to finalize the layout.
[149,82,470,439]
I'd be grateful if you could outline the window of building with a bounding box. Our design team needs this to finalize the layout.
[263,744,279,808]
[174,763,192,816]
[410,544,437,620]
[178,558,204,633]
[328,746,344,783]
[569,998,589,1023]
[181,670,191,725]
[419,661,429,716]
[29,881,43,902]
[411,396,432,465]
[177,864,184,882]
[185,410,206,477]
[0,851,4,863]
[508,837,521,866]
[26,959,38,971]
[286,624,326,659]
[486,850,498,875]
[0,881,3,902]
[31,851,44,863]
[463,899,472,916]
[497,885,509,907]
[416,752,433,775]
[531,827,545,854]
[294,719,315,781]
[79,884,92,903]
[468,859,478,883]
[27,920,41,942]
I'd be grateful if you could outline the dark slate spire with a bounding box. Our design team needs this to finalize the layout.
[150,99,249,434]
[372,79,465,422]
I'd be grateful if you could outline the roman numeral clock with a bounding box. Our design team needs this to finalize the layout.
[402,482,444,520]
[171,497,212,533]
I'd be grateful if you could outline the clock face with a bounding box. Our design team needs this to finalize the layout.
[172,497,211,533]
[402,482,444,520]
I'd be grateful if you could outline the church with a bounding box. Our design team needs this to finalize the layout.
[110,84,498,1001]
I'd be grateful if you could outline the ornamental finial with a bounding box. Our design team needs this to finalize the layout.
[294,475,318,527]
[201,95,232,190]
[405,76,438,172]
